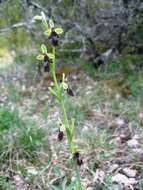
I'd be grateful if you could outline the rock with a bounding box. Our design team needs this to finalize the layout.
[112,173,129,185]
[128,178,137,185]
[127,139,139,148]
[132,148,143,154]
[115,118,125,127]
[112,173,137,186]
[133,134,140,140]
[122,168,137,178]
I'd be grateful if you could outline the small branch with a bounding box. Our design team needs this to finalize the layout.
[59,48,85,53]
[0,20,35,33]
[30,1,47,13]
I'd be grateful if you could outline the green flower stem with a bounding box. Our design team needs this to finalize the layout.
[52,47,69,129]
[51,46,82,190]
[52,47,58,90]
[75,164,82,190]
[60,100,70,131]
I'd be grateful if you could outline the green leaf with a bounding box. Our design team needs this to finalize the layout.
[61,177,68,189]
[55,28,64,34]
[76,183,83,190]
[49,19,54,28]
[70,118,75,141]
[48,87,57,97]
[62,73,65,82]
[71,144,77,154]
[44,29,52,36]
[66,127,72,143]
[47,53,54,59]
[67,179,78,190]
[41,44,47,54]
[53,166,61,176]
[36,54,44,60]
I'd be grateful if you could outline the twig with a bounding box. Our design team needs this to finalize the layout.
[30,1,48,13]
[0,20,35,33]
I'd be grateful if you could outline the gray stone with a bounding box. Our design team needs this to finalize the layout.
[122,168,137,178]
[112,173,129,185]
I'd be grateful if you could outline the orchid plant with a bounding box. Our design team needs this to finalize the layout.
[35,12,84,190]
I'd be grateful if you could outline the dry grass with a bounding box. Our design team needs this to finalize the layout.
[0,59,143,189]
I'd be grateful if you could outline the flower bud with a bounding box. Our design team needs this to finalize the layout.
[67,88,74,97]
[58,130,64,141]
[77,157,83,166]
[73,152,83,166]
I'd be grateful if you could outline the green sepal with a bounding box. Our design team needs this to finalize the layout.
[47,53,55,59]
[55,28,63,34]
[62,73,65,82]
[41,44,47,54]
[44,29,52,36]
[41,11,48,28]
[60,124,65,132]
[36,54,44,60]
[49,19,54,28]
[34,15,42,21]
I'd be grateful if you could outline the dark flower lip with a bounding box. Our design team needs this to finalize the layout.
[73,152,83,166]
[43,54,50,72]
[58,130,64,141]
[74,152,80,159]
[67,88,74,97]
[77,158,83,166]
[50,30,59,46]
[44,65,50,72]
[51,30,59,38]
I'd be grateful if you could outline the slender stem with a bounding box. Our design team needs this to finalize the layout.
[51,46,82,190]
[75,164,82,190]
[60,99,69,129]
[60,99,73,152]
[52,47,58,89]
